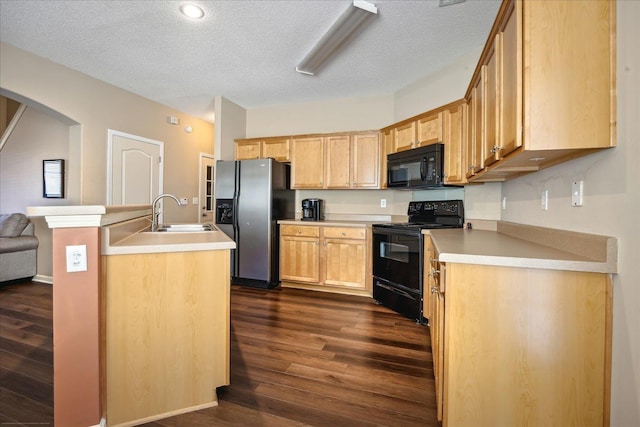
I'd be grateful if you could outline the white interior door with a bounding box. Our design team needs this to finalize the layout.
[108,130,163,205]
[199,153,215,223]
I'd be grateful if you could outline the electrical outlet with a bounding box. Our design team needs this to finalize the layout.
[192,197,199,205]
[179,197,188,206]
[541,190,549,211]
[380,199,387,208]
[66,245,87,273]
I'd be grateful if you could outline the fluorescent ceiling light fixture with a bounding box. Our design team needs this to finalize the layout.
[180,4,205,19]
[296,0,378,76]
[439,0,466,7]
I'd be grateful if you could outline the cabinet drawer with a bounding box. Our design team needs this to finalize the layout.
[323,227,366,240]
[281,225,320,237]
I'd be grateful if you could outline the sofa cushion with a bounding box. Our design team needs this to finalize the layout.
[0,213,29,238]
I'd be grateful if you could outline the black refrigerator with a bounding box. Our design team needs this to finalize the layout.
[214,158,295,288]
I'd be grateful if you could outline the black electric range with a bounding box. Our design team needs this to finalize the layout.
[371,200,464,323]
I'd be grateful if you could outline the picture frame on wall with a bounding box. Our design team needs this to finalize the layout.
[43,159,65,198]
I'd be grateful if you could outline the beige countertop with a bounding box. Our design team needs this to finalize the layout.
[426,221,617,274]
[278,219,377,227]
[102,216,236,255]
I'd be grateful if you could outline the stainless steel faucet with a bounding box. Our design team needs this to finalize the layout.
[151,193,182,232]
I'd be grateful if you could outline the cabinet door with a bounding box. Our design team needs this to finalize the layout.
[465,90,478,179]
[325,135,351,189]
[280,235,320,283]
[291,136,325,189]
[483,34,500,168]
[473,69,486,173]
[235,140,262,160]
[323,238,367,290]
[351,132,380,188]
[423,236,435,321]
[443,104,466,184]
[393,121,417,152]
[416,112,443,147]
[499,0,521,157]
[262,138,290,162]
[433,274,445,422]
[381,129,394,188]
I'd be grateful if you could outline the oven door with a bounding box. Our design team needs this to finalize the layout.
[372,227,423,293]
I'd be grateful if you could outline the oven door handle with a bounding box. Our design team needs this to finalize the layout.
[376,282,415,300]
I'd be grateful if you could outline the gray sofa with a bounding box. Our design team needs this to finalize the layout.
[0,213,39,282]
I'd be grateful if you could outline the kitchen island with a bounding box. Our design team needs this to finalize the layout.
[424,221,617,426]
[27,205,235,427]
[102,216,235,426]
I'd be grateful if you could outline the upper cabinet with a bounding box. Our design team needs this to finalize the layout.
[291,131,381,190]
[465,0,615,182]
[235,137,290,162]
[385,112,443,154]
[443,102,467,185]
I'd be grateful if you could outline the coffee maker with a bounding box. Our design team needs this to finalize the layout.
[301,198,324,221]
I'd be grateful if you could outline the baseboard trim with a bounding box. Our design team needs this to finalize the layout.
[32,274,53,284]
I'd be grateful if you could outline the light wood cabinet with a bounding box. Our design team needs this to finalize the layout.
[323,227,367,290]
[443,102,467,185]
[325,134,351,189]
[465,0,615,181]
[104,250,230,426]
[416,112,443,148]
[351,132,381,188]
[291,132,381,190]
[235,137,290,161]
[423,236,445,421]
[280,223,371,296]
[391,121,417,152]
[262,137,290,161]
[291,136,325,189]
[235,139,262,160]
[279,225,320,283]
[386,112,443,154]
[435,262,612,426]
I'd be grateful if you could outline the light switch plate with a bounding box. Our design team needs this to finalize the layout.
[572,180,584,207]
[66,245,87,273]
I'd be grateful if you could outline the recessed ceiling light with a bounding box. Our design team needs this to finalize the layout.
[180,4,205,19]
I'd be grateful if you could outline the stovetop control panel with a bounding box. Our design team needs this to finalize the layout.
[408,200,464,217]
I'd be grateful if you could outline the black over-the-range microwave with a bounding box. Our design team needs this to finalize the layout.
[387,143,455,190]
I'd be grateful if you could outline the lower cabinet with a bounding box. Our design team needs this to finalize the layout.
[280,223,371,296]
[426,254,613,426]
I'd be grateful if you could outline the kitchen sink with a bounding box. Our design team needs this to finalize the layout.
[149,223,219,233]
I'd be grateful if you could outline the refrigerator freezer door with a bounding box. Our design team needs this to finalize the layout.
[237,159,273,282]
[215,160,237,199]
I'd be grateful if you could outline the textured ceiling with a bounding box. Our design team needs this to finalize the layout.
[0,0,502,122]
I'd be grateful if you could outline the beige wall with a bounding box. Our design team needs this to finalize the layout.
[246,93,394,137]
[0,107,71,279]
[0,42,214,225]
[215,95,246,161]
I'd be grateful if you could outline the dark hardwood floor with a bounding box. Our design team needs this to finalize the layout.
[0,280,437,426]
[0,280,53,426]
